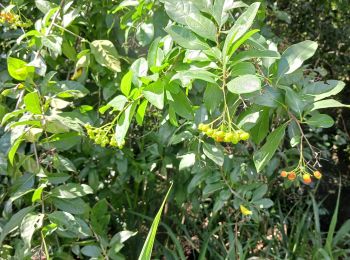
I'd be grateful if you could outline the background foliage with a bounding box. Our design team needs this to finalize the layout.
[0,0,349,259]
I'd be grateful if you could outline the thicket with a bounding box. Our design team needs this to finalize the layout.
[0,0,349,259]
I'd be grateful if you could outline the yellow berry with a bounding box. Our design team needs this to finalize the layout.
[224,132,234,142]
[231,131,239,144]
[302,173,312,184]
[240,132,250,141]
[198,123,204,131]
[313,171,322,179]
[205,128,214,137]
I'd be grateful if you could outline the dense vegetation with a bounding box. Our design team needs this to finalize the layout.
[0,0,349,259]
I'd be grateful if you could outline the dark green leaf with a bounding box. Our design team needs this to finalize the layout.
[253,123,287,172]
[305,114,334,128]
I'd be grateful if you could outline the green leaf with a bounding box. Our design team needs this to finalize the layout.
[231,49,280,64]
[171,70,218,84]
[310,99,350,111]
[185,13,217,41]
[136,100,148,126]
[253,123,287,172]
[253,198,274,209]
[8,138,24,165]
[136,22,154,46]
[42,35,63,57]
[51,183,93,199]
[165,25,209,50]
[252,184,268,201]
[81,245,102,258]
[278,40,318,77]
[203,182,223,196]
[115,102,137,146]
[35,0,55,13]
[48,211,92,238]
[20,213,44,249]
[52,197,89,215]
[250,108,269,145]
[227,74,261,94]
[138,183,173,260]
[204,84,223,113]
[143,81,165,109]
[237,111,261,130]
[99,95,128,114]
[302,80,345,101]
[7,57,35,81]
[212,0,232,27]
[147,37,163,69]
[203,142,224,166]
[43,80,90,98]
[164,0,199,25]
[305,114,334,128]
[223,2,260,58]
[179,153,196,171]
[284,88,307,116]
[90,40,121,72]
[24,92,42,114]
[121,71,133,97]
[251,86,284,108]
[167,90,193,120]
[91,199,110,236]
[0,206,35,245]
[32,185,45,203]
[230,62,256,77]
[227,29,260,58]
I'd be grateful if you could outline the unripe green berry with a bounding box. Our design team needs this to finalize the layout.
[240,132,250,141]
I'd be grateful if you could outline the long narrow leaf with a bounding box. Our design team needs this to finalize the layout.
[138,182,173,260]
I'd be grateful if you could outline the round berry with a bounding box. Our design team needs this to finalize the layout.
[302,173,312,184]
[280,171,288,178]
[224,132,234,142]
[205,128,214,137]
[240,132,250,141]
[198,123,204,131]
[313,171,322,179]
[287,171,296,181]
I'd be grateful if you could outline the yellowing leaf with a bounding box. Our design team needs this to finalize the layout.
[240,205,252,216]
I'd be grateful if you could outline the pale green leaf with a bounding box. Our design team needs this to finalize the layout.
[24,92,42,114]
[185,13,217,41]
[278,40,318,77]
[227,74,261,94]
[90,40,121,72]
[165,25,210,50]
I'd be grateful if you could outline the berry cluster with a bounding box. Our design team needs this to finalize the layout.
[280,169,322,184]
[0,11,31,28]
[85,124,125,148]
[198,123,250,144]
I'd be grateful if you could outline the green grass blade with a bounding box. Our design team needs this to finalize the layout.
[138,182,173,260]
[325,177,341,256]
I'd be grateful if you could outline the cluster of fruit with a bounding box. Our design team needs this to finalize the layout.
[198,123,250,143]
[280,169,322,184]
[85,124,125,148]
[0,11,31,28]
